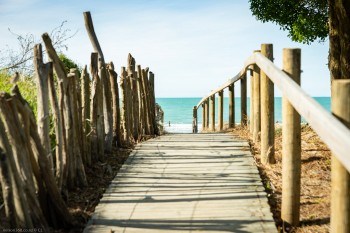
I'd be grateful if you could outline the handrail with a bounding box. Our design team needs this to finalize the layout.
[196,67,248,108]
[196,52,350,173]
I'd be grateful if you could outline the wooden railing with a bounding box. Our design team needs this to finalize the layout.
[192,44,350,232]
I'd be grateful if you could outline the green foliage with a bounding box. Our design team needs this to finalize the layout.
[59,53,81,75]
[249,0,328,44]
[0,71,37,116]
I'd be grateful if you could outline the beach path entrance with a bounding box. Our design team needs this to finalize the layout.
[84,133,277,233]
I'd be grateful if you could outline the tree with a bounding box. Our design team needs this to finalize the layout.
[0,21,77,75]
[249,0,350,81]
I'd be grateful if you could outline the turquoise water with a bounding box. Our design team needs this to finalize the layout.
[156,97,331,133]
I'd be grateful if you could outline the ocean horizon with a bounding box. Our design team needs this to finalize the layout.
[156,97,331,133]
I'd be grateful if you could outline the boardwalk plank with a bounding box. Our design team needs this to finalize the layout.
[84,133,277,233]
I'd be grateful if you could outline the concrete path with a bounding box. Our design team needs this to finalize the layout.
[84,133,277,233]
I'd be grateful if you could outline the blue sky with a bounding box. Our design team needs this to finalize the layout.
[0,0,330,97]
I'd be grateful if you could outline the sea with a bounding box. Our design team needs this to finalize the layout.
[155,97,331,133]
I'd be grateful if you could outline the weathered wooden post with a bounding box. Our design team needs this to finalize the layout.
[107,62,122,148]
[145,69,154,135]
[192,106,198,133]
[140,68,149,135]
[125,70,133,143]
[260,44,275,165]
[48,62,65,190]
[218,90,224,130]
[202,103,205,131]
[137,65,148,135]
[133,67,141,138]
[42,33,71,191]
[68,69,87,187]
[249,66,254,134]
[135,70,142,138]
[0,148,16,227]
[34,44,53,173]
[253,50,261,142]
[241,73,247,126]
[127,54,137,140]
[0,98,33,228]
[330,80,350,233]
[205,98,210,129]
[120,67,131,145]
[84,11,113,152]
[210,94,215,131]
[81,66,91,166]
[205,97,210,130]
[141,68,153,135]
[228,84,235,128]
[149,72,158,135]
[72,68,84,164]
[281,48,301,227]
[90,53,105,161]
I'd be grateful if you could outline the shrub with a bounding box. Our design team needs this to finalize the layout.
[59,53,81,75]
[0,71,37,116]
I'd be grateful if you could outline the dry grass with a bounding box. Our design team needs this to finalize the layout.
[230,124,331,233]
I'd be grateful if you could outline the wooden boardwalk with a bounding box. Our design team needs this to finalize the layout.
[84,133,277,233]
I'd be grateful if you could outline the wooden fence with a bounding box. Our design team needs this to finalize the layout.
[0,11,162,230]
[193,43,350,233]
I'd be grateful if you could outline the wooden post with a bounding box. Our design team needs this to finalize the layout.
[84,11,113,152]
[72,68,84,165]
[241,73,247,126]
[228,84,235,128]
[48,62,65,190]
[107,62,122,148]
[253,50,261,142]
[149,72,157,135]
[218,90,224,130]
[0,104,35,228]
[192,106,198,133]
[330,80,350,233]
[249,66,254,134]
[90,53,105,161]
[281,48,301,227]
[100,62,113,152]
[120,67,131,145]
[137,65,148,136]
[145,69,154,135]
[42,33,69,191]
[81,66,91,166]
[125,69,133,144]
[210,94,215,131]
[205,99,208,129]
[68,69,88,187]
[0,147,16,227]
[205,98,209,129]
[127,54,136,140]
[201,104,205,131]
[260,44,275,165]
[141,68,152,135]
[133,65,141,138]
[34,44,53,173]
